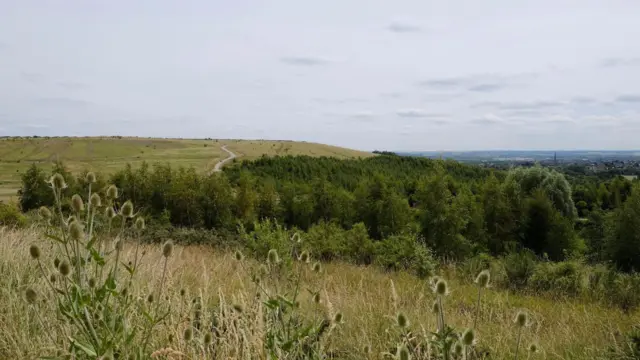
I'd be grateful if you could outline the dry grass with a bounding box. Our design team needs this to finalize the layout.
[1,227,637,359]
[0,137,372,202]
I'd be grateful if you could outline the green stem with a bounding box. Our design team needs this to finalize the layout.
[473,287,482,329]
[514,327,522,360]
[438,295,445,333]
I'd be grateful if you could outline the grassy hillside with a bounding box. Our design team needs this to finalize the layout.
[0,137,372,201]
[1,227,636,359]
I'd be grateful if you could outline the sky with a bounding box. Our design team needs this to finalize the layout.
[1,0,639,151]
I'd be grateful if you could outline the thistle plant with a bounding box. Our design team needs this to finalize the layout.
[514,310,530,360]
[27,173,173,359]
[473,270,490,329]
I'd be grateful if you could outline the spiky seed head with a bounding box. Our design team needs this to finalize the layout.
[453,342,464,356]
[29,244,41,259]
[162,240,174,258]
[49,273,57,284]
[115,239,124,251]
[183,327,193,341]
[475,270,491,288]
[67,215,77,224]
[397,344,411,360]
[25,288,37,304]
[85,172,96,183]
[49,173,67,190]
[435,279,448,296]
[105,206,116,218]
[71,194,84,213]
[363,345,371,354]
[106,185,118,199]
[90,193,102,207]
[397,312,409,328]
[333,312,343,324]
[69,221,84,242]
[38,206,52,220]
[514,311,529,328]
[462,328,476,346]
[312,262,322,273]
[234,250,244,261]
[298,251,310,263]
[204,332,213,345]
[59,260,71,276]
[53,258,60,268]
[232,303,244,313]
[120,200,134,218]
[88,278,96,288]
[431,300,440,314]
[147,293,154,303]
[313,292,321,304]
[121,287,128,297]
[135,217,145,231]
[267,249,280,264]
[528,343,539,353]
[180,288,186,297]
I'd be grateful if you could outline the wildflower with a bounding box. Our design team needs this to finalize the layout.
[38,206,51,220]
[29,244,41,259]
[396,312,409,328]
[267,249,280,264]
[135,217,145,231]
[25,288,37,304]
[462,328,476,346]
[514,311,529,328]
[59,260,71,276]
[71,194,84,213]
[86,172,96,183]
[120,200,134,218]
[49,173,67,190]
[106,185,118,199]
[162,241,174,258]
[475,269,490,288]
[90,193,102,207]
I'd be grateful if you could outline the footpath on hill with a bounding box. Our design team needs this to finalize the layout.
[210,145,237,174]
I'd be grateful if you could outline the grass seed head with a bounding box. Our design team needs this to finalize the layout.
[49,173,67,190]
[396,312,409,328]
[135,216,145,231]
[25,288,37,304]
[267,249,280,264]
[29,244,41,259]
[162,240,174,258]
[475,269,491,288]
[106,185,118,199]
[90,193,102,207]
[462,328,476,346]
[59,260,71,276]
[38,206,52,220]
[71,194,84,213]
[120,200,134,218]
[86,172,96,183]
[515,310,529,328]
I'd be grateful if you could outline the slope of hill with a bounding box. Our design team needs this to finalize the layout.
[0,137,373,201]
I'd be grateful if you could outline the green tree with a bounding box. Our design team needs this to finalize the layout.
[18,164,55,211]
[606,185,640,271]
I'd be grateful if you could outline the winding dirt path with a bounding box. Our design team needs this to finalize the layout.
[210,145,237,174]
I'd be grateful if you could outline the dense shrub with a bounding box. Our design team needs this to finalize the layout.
[529,261,588,297]
[500,250,538,289]
[373,233,435,278]
[0,202,27,228]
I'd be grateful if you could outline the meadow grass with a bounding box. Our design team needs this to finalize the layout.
[1,226,636,359]
[0,137,372,202]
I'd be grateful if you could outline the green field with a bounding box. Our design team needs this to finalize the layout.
[0,137,373,202]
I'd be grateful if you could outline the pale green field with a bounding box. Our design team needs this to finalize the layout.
[0,137,373,202]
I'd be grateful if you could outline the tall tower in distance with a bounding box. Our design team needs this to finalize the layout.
[554,151,557,165]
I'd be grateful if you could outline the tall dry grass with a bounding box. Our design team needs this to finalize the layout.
[1,226,638,359]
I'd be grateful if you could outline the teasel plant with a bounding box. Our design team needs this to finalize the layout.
[26,173,173,359]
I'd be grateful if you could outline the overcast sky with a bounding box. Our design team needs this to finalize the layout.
[1,0,639,151]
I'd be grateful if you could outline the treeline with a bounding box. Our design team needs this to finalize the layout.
[15,154,640,271]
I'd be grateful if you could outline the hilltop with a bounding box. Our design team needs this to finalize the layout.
[0,136,373,201]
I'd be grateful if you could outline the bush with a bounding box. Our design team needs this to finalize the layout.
[529,261,588,297]
[501,250,537,289]
[373,233,435,278]
[0,202,27,228]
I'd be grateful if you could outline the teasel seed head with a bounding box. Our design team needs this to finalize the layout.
[267,249,280,265]
[147,293,154,303]
[162,240,174,258]
[453,342,464,356]
[25,287,37,304]
[435,279,449,296]
[514,310,529,328]
[115,239,124,251]
[462,328,475,346]
[85,171,96,183]
[59,260,71,276]
[431,300,440,314]
[120,200,134,218]
[90,193,102,207]
[312,262,322,273]
[183,327,193,341]
[38,206,52,220]
[53,258,60,268]
[204,332,213,345]
[106,185,118,199]
[71,194,84,213]
[29,244,41,259]
[475,269,491,288]
[397,344,411,360]
[298,251,310,263]
[396,312,409,328]
[528,343,539,353]
[234,250,244,261]
[105,206,116,218]
[88,278,96,288]
[313,292,321,304]
[232,303,244,313]
[333,312,343,324]
[49,173,67,190]
[180,288,186,297]
[50,273,57,284]
[69,221,84,242]
[135,216,145,231]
